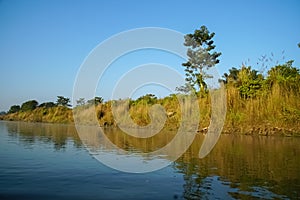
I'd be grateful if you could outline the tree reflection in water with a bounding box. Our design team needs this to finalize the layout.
[6,121,82,150]
[5,121,300,199]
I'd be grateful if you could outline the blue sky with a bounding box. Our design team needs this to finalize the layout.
[0,0,299,111]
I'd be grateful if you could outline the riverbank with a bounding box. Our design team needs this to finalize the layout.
[2,59,300,136]
[1,106,73,124]
[1,100,299,137]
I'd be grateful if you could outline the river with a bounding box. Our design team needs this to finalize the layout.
[0,121,299,199]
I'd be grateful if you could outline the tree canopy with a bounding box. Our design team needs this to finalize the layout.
[21,100,38,112]
[180,25,221,92]
[8,105,20,114]
[56,96,71,107]
[86,97,104,106]
[39,102,56,108]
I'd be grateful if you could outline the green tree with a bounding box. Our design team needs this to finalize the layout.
[21,100,38,111]
[8,105,20,113]
[94,97,104,105]
[56,96,71,107]
[181,25,221,92]
[87,96,103,106]
[38,102,56,108]
[175,83,194,94]
[222,67,239,85]
[135,94,157,105]
[266,60,300,93]
[223,66,265,98]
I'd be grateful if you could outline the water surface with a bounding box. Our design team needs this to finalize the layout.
[0,121,299,199]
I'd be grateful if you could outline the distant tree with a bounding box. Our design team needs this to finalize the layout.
[182,25,221,92]
[76,98,86,106]
[87,96,104,106]
[175,83,194,94]
[56,96,71,107]
[222,66,265,98]
[237,66,264,98]
[267,60,299,83]
[94,97,104,105]
[0,111,6,115]
[21,100,38,111]
[222,67,240,85]
[266,60,300,93]
[8,105,20,114]
[39,102,56,108]
[135,94,157,105]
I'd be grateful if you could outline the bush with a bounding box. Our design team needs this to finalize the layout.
[21,100,38,112]
[8,105,20,114]
[39,102,56,108]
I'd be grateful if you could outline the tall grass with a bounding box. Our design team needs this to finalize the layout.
[3,106,73,124]
[223,82,300,135]
[4,86,299,136]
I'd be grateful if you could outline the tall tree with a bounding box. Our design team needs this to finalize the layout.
[181,25,221,92]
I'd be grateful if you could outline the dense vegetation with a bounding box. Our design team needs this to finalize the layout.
[1,26,299,136]
[2,96,73,123]
[2,61,299,136]
[221,60,300,136]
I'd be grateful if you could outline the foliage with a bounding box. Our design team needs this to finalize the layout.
[2,61,300,135]
[238,66,264,98]
[222,67,239,84]
[56,96,71,107]
[21,100,38,112]
[223,66,265,98]
[2,35,300,135]
[134,94,157,105]
[95,97,104,105]
[87,96,104,106]
[39,102,56,108]
[266,60,300,93]
[223,61,300,98]
[181,25,221,92]
[175,83,194,94]
[8,105,20,114]
[3,106,73,123]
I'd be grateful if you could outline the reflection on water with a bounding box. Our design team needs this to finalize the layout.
[174,135,300,199]
[1,121,299,199]
[5,121,82,150]
[77,125,198,173]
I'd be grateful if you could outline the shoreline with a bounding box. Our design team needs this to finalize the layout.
[1,118,299,137]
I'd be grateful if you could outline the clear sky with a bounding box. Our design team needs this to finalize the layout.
[0,0,299,111]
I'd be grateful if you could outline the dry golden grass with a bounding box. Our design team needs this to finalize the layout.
[2,83,300,136]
